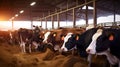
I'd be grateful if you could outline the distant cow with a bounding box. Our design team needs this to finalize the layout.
[18,26,43,53]
[42,29,65,51]
[18,28,32,53]
[86,28,120,66]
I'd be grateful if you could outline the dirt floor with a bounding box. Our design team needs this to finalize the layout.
[0,42,110,67]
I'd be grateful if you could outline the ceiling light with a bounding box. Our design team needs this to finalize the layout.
[20,10,24,13]
[30,2,36,6]
[15,14,19,17]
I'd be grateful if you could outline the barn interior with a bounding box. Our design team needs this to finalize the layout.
[0,0,120,30]
[0,0,120,67]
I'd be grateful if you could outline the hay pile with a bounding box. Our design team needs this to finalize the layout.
[0,43,109,67]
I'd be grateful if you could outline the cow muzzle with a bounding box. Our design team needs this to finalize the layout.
[86,48,96,54]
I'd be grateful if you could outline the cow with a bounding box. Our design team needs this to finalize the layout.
[42,29,65,51]
[17,26,43,53]
[17,28,32,53]
[42,28,85,52]
[86,28,120,67]
[60,28,98,57]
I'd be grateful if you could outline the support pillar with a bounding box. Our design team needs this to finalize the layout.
[57,14,60,28]
[45,18,47,30]
[93,0,97,28]
[85,0,88,27]
[51,16,54,29]
[73,8,76,28]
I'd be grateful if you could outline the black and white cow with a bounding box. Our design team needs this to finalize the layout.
[60,28,98,57]
[42,28,84,52]
[18,28,32,53]
[42,30,65,51]
[18,26,43,53]
[86,28,120,66]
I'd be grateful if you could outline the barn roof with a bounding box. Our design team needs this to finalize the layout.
[0,0,120,21]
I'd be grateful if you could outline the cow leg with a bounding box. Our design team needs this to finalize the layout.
[20,42,26,53]
[29,44,32,53]
[23,42,26,53]
[32,41,39,51]
[97,50,119,67]
[20,43,23,53]
[103,52,118,65]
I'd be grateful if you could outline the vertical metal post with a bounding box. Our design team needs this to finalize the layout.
[67,0,69,10]
[73,8,76,28]
[30,7,33,29]
[45,17,47,30]
[40,18,42,27]
[113,11,116,26]
[57,13,60,28]
[12,20,14,30]
[76,0,78,6]
[75,0,78,28]
[31,20,33,29]
[66,12,67,26]
[85,0,88,27]
[93,0,97,28]
[113,1,116,26]
[113,12,116,23]
[66,0,69,27]
[51,16,54,29]
[55,9,60,28]
[42,13,45,29]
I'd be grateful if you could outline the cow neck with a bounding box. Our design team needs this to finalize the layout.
[86,29,103,54]
[96,49,119,65]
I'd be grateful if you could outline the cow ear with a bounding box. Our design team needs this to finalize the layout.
[109,35,114,41]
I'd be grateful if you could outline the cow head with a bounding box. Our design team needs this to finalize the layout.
[42,31,57,43]
[95,29,116,53]
[60,33,79,52]
[87,29,120,65]
[86,29,103,54]
[86,28,119,54]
